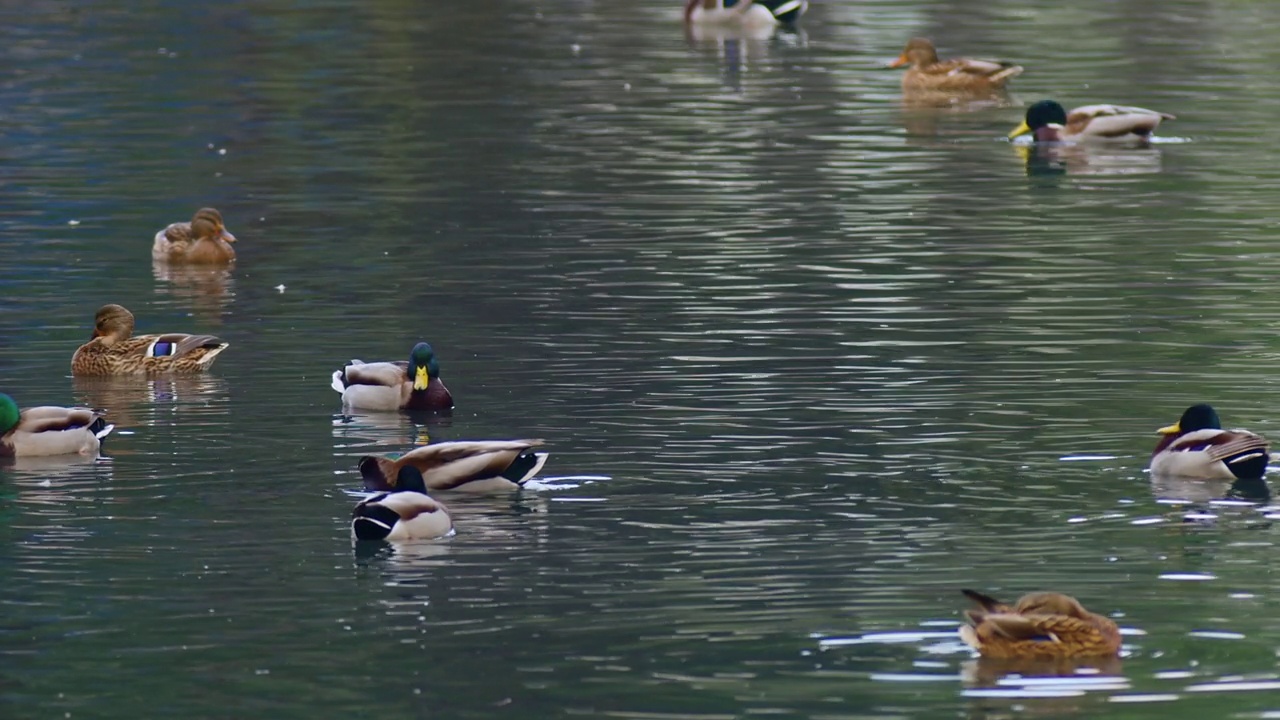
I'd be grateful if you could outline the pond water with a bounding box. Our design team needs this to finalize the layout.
[4,0,1280,717]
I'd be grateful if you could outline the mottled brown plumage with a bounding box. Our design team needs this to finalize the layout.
[71,304,229,376]
[358,440,549,493]
[959,589,1121,659]
[889,38,1022,93]
[152,207,237,264]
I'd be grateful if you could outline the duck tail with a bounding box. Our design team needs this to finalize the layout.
[502,451,549,485]
[962,589,1007,612]
[330,370,347,394]
[351,504,398,541]
[991,64,1023,83]
[94,423,115,440]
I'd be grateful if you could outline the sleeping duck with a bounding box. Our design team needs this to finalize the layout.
[684,0,807,28]
[359,439,548,492]
[0,393,114,458]
[351,466,453,542]
[959,589,1122,659]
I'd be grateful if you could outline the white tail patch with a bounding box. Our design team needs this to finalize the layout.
[95,423,115,440]
[330,370,347,393]
[958,625,980,649]
[198,344,229,366]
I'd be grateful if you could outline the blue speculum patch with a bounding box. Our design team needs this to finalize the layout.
[151,342,175,357]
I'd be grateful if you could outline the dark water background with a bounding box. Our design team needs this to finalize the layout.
[4,1,1280,717]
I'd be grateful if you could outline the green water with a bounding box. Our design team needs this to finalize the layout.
[4,0,1280,718]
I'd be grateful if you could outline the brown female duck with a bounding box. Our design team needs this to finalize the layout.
[71,304,229,376]
[152,207,237,264]
[0,392,114,458]
[359,439,549,492]
[889,38,1022,93]
[959,589,1121,658]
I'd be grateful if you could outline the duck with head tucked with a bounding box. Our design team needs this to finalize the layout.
[71,304,230,376]
[1150,404,1268,481]
[1009,100,1175,144]
[0,393,114,458]
[331,342,453,412]
[889,37,1022,93]
[959,589,1122,659]
[352,466,454,542]
[683,0,807,28]
[359,439,548,493]
[153,208,237,264]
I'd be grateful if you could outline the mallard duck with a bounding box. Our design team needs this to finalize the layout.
[330,342,453,412]
[889,38,1022,92]
[359,439,549,492]
[0,392,114,458]
[684,0,807,28]
[152,208,237,264]
[1009,100,1175,144]
[959,589,1122,659]
[71,304,230,376]
[351,466,453,541]
[1150,404,1268,480]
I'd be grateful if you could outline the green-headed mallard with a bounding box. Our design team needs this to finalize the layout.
[1150,404,1268,480]
[0,392,114,458]
[152,208,237,264]
[959,589,1122,659]
[683,0,807,28]
[889,38,1022,92]
[359,439,548,492]
[351,466,453,541]
[71,304,230,376]
[1009,101,1175,144]
[330,342,453,412]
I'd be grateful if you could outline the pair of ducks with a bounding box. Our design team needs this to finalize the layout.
[889,38,1176,144]
[963,402,1270,660]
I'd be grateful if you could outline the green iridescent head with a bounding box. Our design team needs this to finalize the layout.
[409,342,441,391]
[0,393,20,434]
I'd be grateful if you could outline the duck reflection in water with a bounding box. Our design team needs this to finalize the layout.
[1015,143,1167,178]
[960,654,1124,687]
[73,375,228,432]
[152,259,234,321]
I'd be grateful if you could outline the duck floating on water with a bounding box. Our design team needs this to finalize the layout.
[351,466,454,542]
[153,208,237,264]
[1150,404,1268,481]
[71,304,229,376]
[358,439,548,493]
[1009,100,1175,144]
[683,0,807,29]
[889,38,1022,93]
[330,342,453,412]
[959,589,1122,659]
[0,393,114,458]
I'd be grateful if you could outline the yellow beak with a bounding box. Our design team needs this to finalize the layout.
[1008,120,1032,140]
[413,365,430,391]
[1156,423,1181,436]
